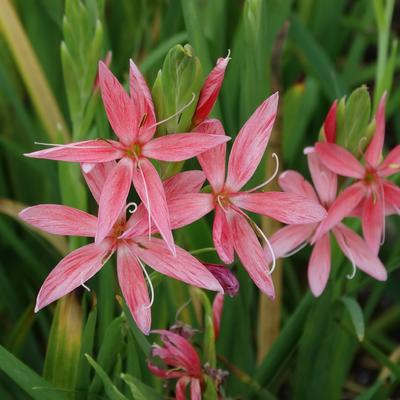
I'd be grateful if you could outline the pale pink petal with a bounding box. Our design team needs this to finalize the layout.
[25,140,123,162]
[147,362,184,379]
[152,329,202,375]
[278,170,319,202]
[362,191,384,255]
[196,119,227,192]
[81,161,117,203]
[212,293,224,339]
[123,174,210,239]
[35,241,113,312]
[333,224,387,281]
[213,206,234,264]
[315,142,364,178]
[96,158,133,244]
[306,148,337,206]
[163,170,206,196]
[204,264,239,296]
[132,237,223,292]
[19,204,97,237]
[190,379,202,400]
[308,234,331,297]
[117,243,151,335]
[230,192,327,224]
[365,93,386,167]
[230,212,275,298]
[312,182,365,242]
[132,158,174,254]
[226,92,279,191]
[176,377,190,400]
[267,224,316,260]
[192,55,230,127]
[378,145,400,177]
[129,59,156,142]
[383,180,400,215]
[323,100,337,143]
[142,132,230,162]
[99,61,138,145]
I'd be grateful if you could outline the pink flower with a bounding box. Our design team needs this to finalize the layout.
[148,330,203,400]
[19,164,223,334]
[212,293,224,339]
[192,53,230,127]
[314,94,400,255]
[158,93,327,298]
[267,149,387,296]
[25,60,230,255]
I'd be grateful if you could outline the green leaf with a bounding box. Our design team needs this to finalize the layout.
[340,297,365,341]
[0,345,67,400]
[85,354,127,400]
[120,373,163,400]
[43,294,83,390]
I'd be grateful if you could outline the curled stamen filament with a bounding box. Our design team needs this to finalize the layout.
[248,153,279,192]
[358,137,367,157]
[216,195,229,213]
[148,93,196,129]
[137,257,155,309]
[125,202,138,214]
[175,298,192,321]
[252,223,277,275]
[282,241,308,258]
[80,272,91,292]
[340,232,357,279]
[378,186,386,246]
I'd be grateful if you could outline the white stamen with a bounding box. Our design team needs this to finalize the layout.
[282,241,308,258]
[216,195,229,213]
[379,185,386,246]
[252,223,276,275]
[248,153,279,192]
[175,298,192,320]
[148,93,196,129]
[339,231,357,280]
[125,202,138,214]
[80,272,91,292]
[358,137,367,157]
[137,257,155,309]
[34,141,102,150]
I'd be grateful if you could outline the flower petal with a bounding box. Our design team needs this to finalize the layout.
[132,158,174,255]
[365,93,386,167]
[163,170,206,196]
[19,204,97,237]
[308,234,331,297]
[99,61,137,145]
[96,158,133,244]
[362,191,384,255]
[192,54,230,127]
[213,206,234,264]
[190,378,202,400]
[315,142,364,178]
[230,212,275,298]
[129,59,156,142]
[312,182,365,242]
[323,100,337,143]
[333,224,387,281]
[25,140,123,162]
[204,264,239,296]
[268,224,316,260]
[212,293,224,339]
[196,119,227,192]
[35,241,112,312]
[81,161,117,203]
[378,145,400,177]
[142,132,230,162]
[226,92,279,191]
[176,377,190,400]
[117,243,151,335]
[306,148,337,206]
[133,237,223,292]
[278,170,319,202]
[231,192,327,224]
[383,180,400,215]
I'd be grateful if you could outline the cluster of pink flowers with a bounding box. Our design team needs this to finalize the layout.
[19,54,399,356]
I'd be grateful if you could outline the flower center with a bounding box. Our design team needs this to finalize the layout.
[364,168,377,185]
[215,193,230,211]
[112,222,125,238]
[126,143,142,158]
